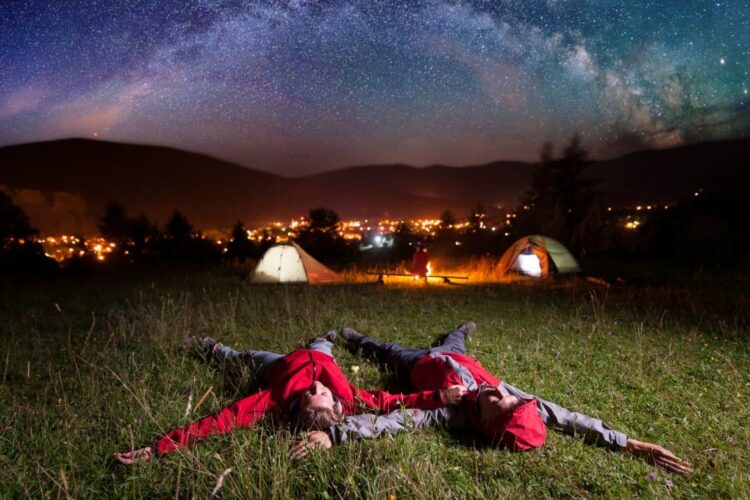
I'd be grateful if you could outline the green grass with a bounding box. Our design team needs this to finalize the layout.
[1,270,748,498]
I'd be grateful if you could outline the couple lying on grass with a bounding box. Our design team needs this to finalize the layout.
[114,323,692,474]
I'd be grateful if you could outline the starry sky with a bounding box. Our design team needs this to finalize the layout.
[1,0,748,175]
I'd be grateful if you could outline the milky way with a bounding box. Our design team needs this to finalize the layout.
[1,0,748,174]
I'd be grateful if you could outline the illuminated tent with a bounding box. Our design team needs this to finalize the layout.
[251,242,339,284]
[496,235,580,278]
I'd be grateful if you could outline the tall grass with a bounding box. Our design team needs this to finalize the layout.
[0,270,748,497]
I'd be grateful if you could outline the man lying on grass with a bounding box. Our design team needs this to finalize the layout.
[114,332,466,464]
[293,323,692,475]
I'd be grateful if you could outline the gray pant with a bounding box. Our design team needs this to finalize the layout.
[205,337,334,384]
[351,329,467,378]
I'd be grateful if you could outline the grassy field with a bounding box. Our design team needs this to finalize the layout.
[1,269,748,498]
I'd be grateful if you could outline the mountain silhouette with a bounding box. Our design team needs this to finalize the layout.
[0,137,747,234]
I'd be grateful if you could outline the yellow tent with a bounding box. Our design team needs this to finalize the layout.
[497,235,580,278]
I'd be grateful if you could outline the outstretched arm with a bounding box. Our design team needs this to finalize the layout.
[292,407,465,459]
[625,439,692,474]
[335,407,464,444]
[114,390,275,464]
[354,385,467,412]
[502,382,692,474]
[114,446,154,465]
[502,381,628,449]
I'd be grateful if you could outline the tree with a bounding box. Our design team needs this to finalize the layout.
[465,201,491,256]
[128,214,159,256]
[518,134,599,250]
[296,207,347,265]
[0,191,37,243]
[439,210,456,230]
[165,210,193,243]
[432,209,459,257]
[160,210,201,261]
[468,202,487,233]
[308,207,340,233]
[0,191,56,275]
[392,221,415,261]
[227,221,257,260]
[99,203,130,245]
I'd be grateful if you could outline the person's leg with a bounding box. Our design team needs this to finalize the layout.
[307,338,334,358]
[343,327,429,376]
[428,322,475,355]
[305,330,337,358]
[203,337,284,382]
[428,330,467,356]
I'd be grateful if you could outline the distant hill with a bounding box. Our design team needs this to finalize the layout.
[0,137,747,234]
[590,138,749,204]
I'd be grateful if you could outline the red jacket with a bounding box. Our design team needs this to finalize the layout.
[409,352,546,451]
[410,352,499,391]
[412,250,429,276]
[155,349,444,455]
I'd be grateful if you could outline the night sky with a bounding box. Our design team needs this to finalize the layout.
[1,0,748,175]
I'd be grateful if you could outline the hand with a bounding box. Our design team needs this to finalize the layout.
[291,431,332,461]
[626,439,693,475]
[114,446,154,465]
[440,385,468,405]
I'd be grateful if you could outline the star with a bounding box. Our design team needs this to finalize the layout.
[0,0,748,173]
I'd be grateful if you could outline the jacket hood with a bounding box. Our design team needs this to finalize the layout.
[467,395,546,451]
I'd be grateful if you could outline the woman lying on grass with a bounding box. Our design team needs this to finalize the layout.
[293,323,692,475]
[114,332,466,464]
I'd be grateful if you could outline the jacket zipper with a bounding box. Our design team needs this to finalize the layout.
[309,351,317,382]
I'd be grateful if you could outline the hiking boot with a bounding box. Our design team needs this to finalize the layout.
[341,326,364,343]
[178,336,222,361]
[201,336,222,352]
[179,335,218,352]
[456,321,476,340]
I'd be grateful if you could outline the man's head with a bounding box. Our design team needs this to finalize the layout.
[294,381,344,431]
[474,385,546,451]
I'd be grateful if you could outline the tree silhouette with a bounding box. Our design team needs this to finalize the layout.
[519,134,599,250]
[0,191,37,243]
[0,191,55,275]
[439,210,456,230]
[227,221,257,259]
[307,207,340,233]
[392,221,415,261]
[99,203,130,245]
[468,202,487,233]
[128,214,159,256]
[165,210,193,242]
[296,207,347,264]
[431,209,459,257]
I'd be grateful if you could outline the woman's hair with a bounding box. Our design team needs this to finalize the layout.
[295,406,344,431]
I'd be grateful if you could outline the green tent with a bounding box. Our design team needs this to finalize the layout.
[497,235,581,278]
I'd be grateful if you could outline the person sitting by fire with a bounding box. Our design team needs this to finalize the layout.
[412,244,430,279]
